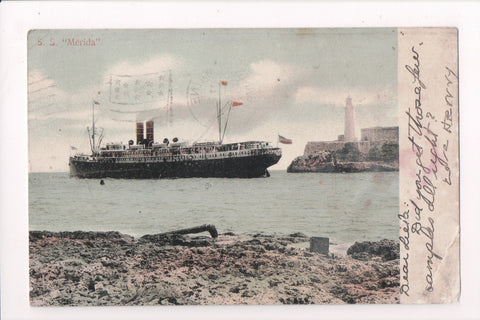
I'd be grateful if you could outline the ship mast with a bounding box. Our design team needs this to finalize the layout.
[167,70,173,125]
[88,100,103,154]
[218,81,222,143]
[92,100,95,154]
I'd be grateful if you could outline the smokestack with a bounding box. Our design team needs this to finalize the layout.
[344,96,356,142]
[136,122,144,145]
[146,120,154,147]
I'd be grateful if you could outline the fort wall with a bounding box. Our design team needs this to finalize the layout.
[304,126,399,157]
[360,126,398,143]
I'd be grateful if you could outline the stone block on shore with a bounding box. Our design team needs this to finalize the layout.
[309,237,329,255]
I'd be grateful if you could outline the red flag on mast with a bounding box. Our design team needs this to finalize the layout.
[93,100,100,105]
[232,101,243,107]
[278,135,292,144]
[221,80,228,86]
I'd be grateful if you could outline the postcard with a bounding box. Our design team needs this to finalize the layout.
[23,27,459,308]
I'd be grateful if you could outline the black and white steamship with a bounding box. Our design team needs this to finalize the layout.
[69,83,282,179]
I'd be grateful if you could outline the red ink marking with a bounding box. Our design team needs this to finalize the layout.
[62,37,100,47]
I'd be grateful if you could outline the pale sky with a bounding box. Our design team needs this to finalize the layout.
[28,28,398,172]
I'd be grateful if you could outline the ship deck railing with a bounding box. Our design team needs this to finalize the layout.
[80,147,281,163]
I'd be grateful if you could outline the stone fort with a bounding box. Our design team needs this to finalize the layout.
[303,97,398,157]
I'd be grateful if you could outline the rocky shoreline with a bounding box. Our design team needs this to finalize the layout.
[287,158,399,173]
[29,231,399,306]
[287,141,399,173]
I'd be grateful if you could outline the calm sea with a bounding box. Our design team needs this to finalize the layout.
[29,171,398,245]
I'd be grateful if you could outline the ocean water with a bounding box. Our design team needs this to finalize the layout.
[29,171,398,244]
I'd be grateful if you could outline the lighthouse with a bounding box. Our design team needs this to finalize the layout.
[344,96,356,142]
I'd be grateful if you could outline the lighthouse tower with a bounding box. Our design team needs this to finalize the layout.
[344,96,356,142]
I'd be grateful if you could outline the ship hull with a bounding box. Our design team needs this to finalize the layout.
[69,153,281,179]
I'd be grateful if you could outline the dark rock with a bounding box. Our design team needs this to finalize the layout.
[97,289,109,298]
[208,274,218,280]
[88,279,95,291]
[64,270,81,283]
[241,290,255,298]
[347,239,399,261]
[279,296,310,305]
[378,278,399,288]
[167,297,178,305]
[139,233,213,247]
[229,286,240,293]
[268,279,280,287]
[288,232,307,238]
[350,252,371,261]
[263,243,278,251]
[29,231,134,243]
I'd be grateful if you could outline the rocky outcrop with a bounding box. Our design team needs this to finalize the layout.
[29,231,399,306]
[347,239,400,261]
[287,157,398,173]
[287,142,399,173]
